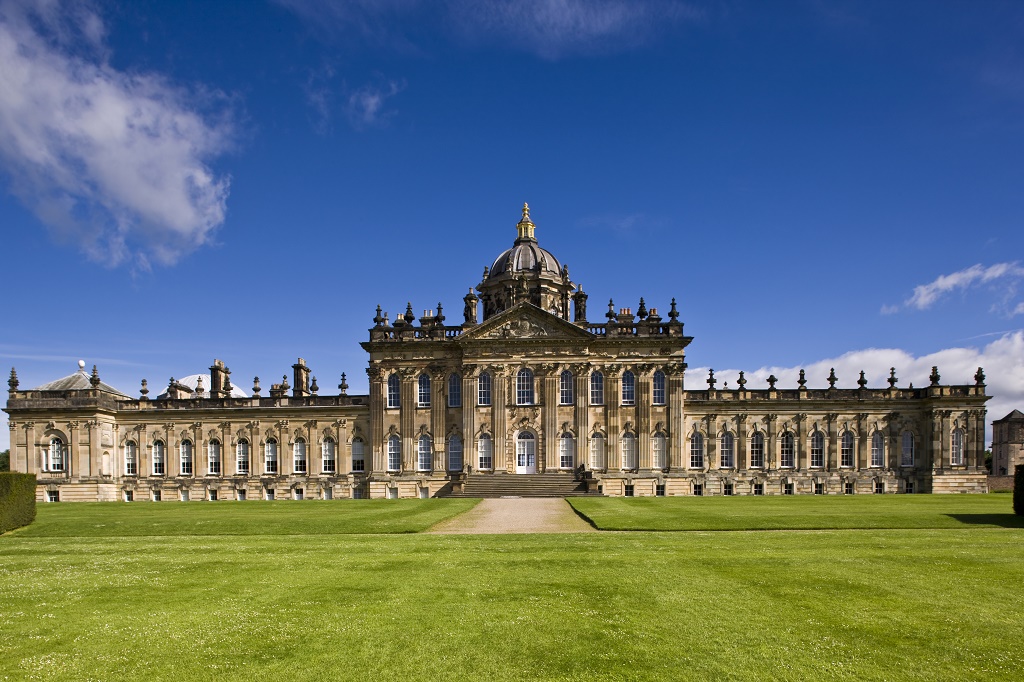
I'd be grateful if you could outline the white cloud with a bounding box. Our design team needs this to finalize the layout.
[275,0,700,59]
[345,79,405,129]
[0,0,234,269]
[883,262,1024,315]
[690,331,1024,444]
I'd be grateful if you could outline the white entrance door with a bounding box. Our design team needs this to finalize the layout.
[516,432,537,474]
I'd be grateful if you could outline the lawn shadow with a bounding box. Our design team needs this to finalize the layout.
[946,514,1024,528]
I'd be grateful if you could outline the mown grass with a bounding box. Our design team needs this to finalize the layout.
[568,493,1024,531]
[2,500,1023,680]
[15,499,479,537]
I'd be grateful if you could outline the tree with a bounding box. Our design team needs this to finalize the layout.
[0,449,8,471]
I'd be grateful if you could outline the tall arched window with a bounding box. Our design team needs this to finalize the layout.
[124,441,138,476]
[690,433,705,468]
[264,438,278,474]
[387,435,401,471]
[809,431,823,468]
[653,433,667,469]
[720,432,735,468]
[180,441,194,476]
[448,373,461,407]
[322,437,336,473]
[749,432,765,468]
[477,434,493,470]
[900,431,914,467]
[236,439,249,475]
[652,370,666,405]
[151,440,165,475]
[418,374,431,407]
[782,430,798,466]
[560,370,574,405]
[590,371,604,405]
[478,372,492,406]
[516,369,534,405]
[590,434,606,469]
[418,435,432,471]
[448,434,463,471]
[293,438,307,474]
[621,370,635,406]
[47,437,65,472]
[208,440,222,475]
[387,374,400,409]
[950,428,965,466]
[871,432,885,467]
[559,433,575,469]
[351,438,365,472]
[621,433,637,469]
[841,432,854,467]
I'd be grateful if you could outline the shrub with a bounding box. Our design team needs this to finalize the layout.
[0,473,36,534]
[1015,468,1024,517]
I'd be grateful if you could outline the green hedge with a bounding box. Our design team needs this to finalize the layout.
[1015,468,1024,516]
[0,473,36,534]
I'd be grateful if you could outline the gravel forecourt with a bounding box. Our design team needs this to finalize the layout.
[427,498,596,534]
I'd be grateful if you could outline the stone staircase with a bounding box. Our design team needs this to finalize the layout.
[444,473,600,498]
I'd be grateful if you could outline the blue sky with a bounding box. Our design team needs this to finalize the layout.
[2,0,1024,450]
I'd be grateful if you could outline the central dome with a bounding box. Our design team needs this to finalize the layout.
[483,203,562,280]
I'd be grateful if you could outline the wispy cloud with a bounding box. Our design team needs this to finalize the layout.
[578,212,661,237]
[0,0,235,270]
[691,331,1024,443]
[275,0,701,59]
[345,78,405,129]
[881,262,1024,316]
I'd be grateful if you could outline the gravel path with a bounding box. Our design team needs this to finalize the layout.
[428,498,597,534]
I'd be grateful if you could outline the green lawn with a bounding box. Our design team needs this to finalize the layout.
[1,498,1023,680]
[15,498,480,536]
[568,493,1024,531]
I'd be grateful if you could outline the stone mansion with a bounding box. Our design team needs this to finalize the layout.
[4,204,991,501]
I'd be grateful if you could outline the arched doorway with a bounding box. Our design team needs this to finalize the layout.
[515,431,537,474]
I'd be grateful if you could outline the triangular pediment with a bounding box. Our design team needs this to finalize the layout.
[458,302,594,342]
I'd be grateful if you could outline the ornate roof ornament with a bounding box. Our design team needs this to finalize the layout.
[90,365,101,388]
[798,369,807,388]
[827,368,837,389]
[338,373,349,395]
[707,369,716,389]
[974,367,985,386]
[8,367,18,392]
[858,371,868,388]
[888,367,898,388]
[516,202,536,242]
[929,366,941,386]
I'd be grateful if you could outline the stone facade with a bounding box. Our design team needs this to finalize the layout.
[991,409,1024,476]
[4,204,991,500]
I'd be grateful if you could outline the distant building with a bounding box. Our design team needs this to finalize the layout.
[4,204,991,501]
[991,409,1024,476]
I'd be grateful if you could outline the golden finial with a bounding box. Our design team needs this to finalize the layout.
[516,202,536,241]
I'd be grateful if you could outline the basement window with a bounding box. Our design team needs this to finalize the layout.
[844,482,854,495]
[723,482,734,496]
[46,490,59,503]
[693,483,703,497]
[624,484,635,497]
[753,483,764,496]
[784,482,794,495]
[655,484,666,497]
[814,482,824,495]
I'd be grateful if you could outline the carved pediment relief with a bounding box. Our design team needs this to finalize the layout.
[458,302,593,342]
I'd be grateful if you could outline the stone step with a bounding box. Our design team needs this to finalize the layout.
[441,473,601,498]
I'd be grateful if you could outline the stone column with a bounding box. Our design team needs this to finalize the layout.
[637,367,653,470]
[826,413,838,471]
[431,367,447,473]
[765,415,777,470]
[706,415,717,473]
[400,368,418,472]
[573,365,589,470]
[338,420,351,476]
[66,420,79,478]
[666,363,685,471]
[138,425,149,478]
[492,365,508,472]
[605,367,621,470]
[856,414,868,471]
[539,365,558,472]
[461,366,477,472]
[795,414,806,471]
[736,415,747,470]
[367,365,385,472]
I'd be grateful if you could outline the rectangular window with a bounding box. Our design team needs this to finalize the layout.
[478,373,491,406]
[294,488,304,500]
[322,440,336,473]
[448,375,461,408]
[124,490,133,502]
[874,480,885,495]
[719,434,734,469]
[840,434,854,468]
[351,486,363,500]
[351,440,365,472]
[590,372,604,406]
[209,490,218,501]
[844,482,854,495]
[749,436,764,469]
[624,484,634,497]
[652,371,666,406]
[814,482,824,495]
[753,482,764,496]
[237,489,246,501]
[784,482,794,495]
[208,442,222,475]
[265,488,275,501]
[905,481,915,494]
[901,432,914,467]
[655,484,666,497]
[781,435,795,468]
[181,490,190,502]
[872,432,886,468]
[477,437,493,470]
[621,372,635,406]
[559,436,574,469]
[418,375,431,407]
[324,487,333,500]
[180,443,193,476]
[560,372,573,405]
[808,435,822,468]
[152,490,161,502]
[723,482,734,496]
[693,483,703,497]
[236,442,250,475]
[516,370,534,405]
[46,490,59,502]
